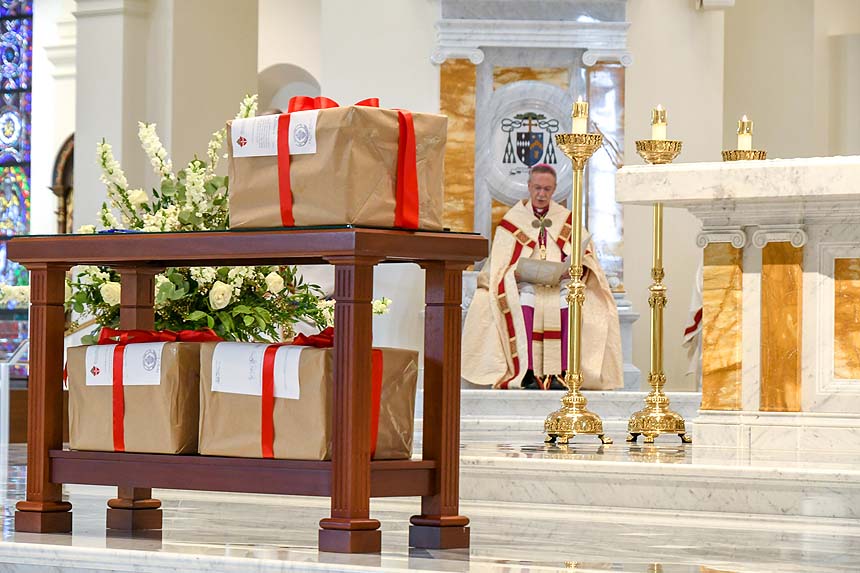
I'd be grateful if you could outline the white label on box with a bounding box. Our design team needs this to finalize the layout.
[210,343,302,400]
[85,343,166,387]
[231,115,280,158]
[231,111,319,158]
[287,110,319,155]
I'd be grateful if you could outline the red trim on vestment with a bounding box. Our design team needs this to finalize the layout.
[684,307,703,337]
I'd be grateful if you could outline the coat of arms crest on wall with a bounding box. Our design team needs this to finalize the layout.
[501,112,559,173]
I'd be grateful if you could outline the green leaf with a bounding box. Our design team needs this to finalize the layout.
[231,304,252,314]
[243,315,254,326]
[187,310,207,321]
[254,307,272,322]
[80,334,98,345]
[206,314,215,328]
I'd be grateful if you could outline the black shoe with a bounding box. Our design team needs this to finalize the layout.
[521,370,540,390]
[547,374,567,390]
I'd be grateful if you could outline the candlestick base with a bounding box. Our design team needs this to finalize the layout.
[544,375,613,445]
[635,140,682,165]
[722,149,767,161]
[627,375,691,445]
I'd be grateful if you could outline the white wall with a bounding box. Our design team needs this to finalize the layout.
[31,0,77,235]
[258,0,321,81]
[319,0,440,112]
[723,0,816,158]
[624,0,726,390]
[813,0,860,155]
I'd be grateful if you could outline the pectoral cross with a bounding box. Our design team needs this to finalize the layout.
[532,216,552,260]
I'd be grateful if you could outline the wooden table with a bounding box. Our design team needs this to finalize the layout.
[8,227,487,553]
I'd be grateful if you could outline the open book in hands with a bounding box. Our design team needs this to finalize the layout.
[515,258,569,286]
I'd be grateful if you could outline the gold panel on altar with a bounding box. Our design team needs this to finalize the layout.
[834,258,860,380]
[760,242,802,412]
[701,243,743,410]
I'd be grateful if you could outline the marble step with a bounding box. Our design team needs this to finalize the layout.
[416,389,702,421]
[456,441,860,524]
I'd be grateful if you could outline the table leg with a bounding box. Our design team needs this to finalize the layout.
[410,262,470,549]
[106,267,162,531]
[319,257,381,553]
[15,263,72,533]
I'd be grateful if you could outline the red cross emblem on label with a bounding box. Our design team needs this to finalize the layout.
[236,136,248,147]
[90,366,100,376]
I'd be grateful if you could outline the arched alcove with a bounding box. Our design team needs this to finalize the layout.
[258,63,321,112]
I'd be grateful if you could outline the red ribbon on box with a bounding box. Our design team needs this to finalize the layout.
[96,327,223,452]
[275,96,420,229]
[259,326,383,459]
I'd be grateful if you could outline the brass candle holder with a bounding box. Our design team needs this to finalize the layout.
[627,139,691,445]
[722,149,767,161]
[544,129,612,446]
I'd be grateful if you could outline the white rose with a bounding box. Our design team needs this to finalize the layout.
[99,282,121,306]
[209,280,232,310]
[264,272,285,294]
[128,189,149,207]
[76,224,96,234]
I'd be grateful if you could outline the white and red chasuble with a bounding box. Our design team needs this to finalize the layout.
[462,200,622,390]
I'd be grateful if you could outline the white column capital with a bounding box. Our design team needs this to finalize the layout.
[696,227,748,249]
[45,18,77,80]
[430,47,484,65]
[751,225,808,249]
[583,49,633,67]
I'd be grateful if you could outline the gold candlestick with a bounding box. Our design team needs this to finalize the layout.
[627,139,691,445]
[545,101,611,445]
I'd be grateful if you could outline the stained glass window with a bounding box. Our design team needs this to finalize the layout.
[0,0,30,301]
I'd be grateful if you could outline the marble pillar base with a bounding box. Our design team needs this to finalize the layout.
[694,410,860,451]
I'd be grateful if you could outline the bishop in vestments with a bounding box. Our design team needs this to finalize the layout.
[462,164,622,390]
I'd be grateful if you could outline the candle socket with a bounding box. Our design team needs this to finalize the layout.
[635,140,682,164]
[722,149,767,161]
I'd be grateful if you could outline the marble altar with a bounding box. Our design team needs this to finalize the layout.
[617,155,860,450]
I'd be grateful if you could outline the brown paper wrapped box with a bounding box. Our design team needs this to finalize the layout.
[227,106,447,230]
[67,343,201,454]
[198,343,418,460]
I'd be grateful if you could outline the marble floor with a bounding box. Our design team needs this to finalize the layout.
[3,444,860,572]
